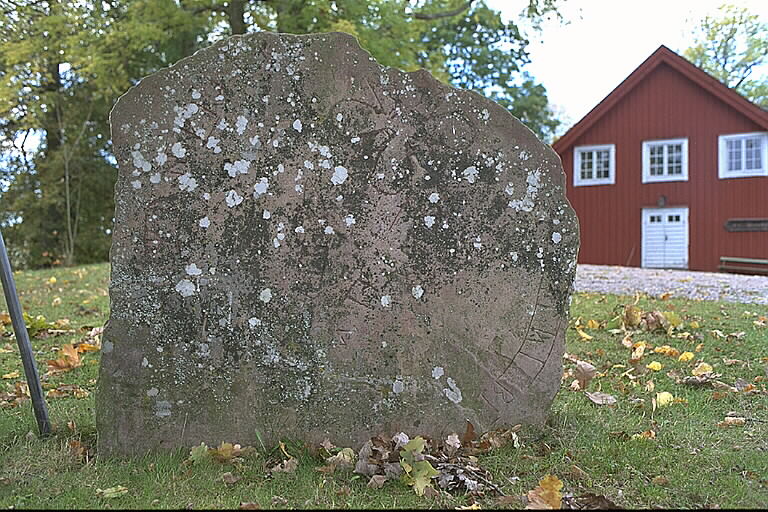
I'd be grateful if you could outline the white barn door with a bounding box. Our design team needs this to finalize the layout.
[641,207,689,269]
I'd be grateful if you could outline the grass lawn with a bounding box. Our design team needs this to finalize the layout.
[1,263,766,509]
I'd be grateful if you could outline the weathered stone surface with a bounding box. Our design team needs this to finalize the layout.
[97,31,579,456]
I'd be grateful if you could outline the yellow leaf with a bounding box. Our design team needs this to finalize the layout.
[689,321,700,329]
[47,276,57,285]
[656,392,673,407]
[678,352,694,362]
[2,371,20,379]
[525,474,563,509]
[692,362,713,376]
[623,305,642,328]
[695,343,704,352]
[646,361,662,371]
[659,292,673,300]
[586,319,600,329]
[576,328,593,341]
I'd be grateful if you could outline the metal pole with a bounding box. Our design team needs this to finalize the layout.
[0,229,51,436]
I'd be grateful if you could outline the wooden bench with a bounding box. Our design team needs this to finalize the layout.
[719,257,768,275]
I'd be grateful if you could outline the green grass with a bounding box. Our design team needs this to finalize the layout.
[1,263,767,509]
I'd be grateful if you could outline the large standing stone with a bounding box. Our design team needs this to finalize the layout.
[97,32,579,456]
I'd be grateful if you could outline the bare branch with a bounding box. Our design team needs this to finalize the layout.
[414,0,474,20]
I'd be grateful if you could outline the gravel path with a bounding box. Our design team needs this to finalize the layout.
[574,264,768,305]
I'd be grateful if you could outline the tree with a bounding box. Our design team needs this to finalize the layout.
[684,4,768,107]
[0,0,211,267]
[1,0,562,268]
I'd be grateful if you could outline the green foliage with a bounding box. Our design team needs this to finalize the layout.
[684,4,768,107]
[1,0,562,269]
[399,437,439,496]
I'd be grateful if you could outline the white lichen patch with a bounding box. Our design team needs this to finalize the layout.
[508,169,541,213]
[253,177,269,198]
[380,295,392,307]
[432,366,444,379]
[149,173,161,184]
[224,159,251,177]
[428,192,440,203]
[175,279,196,297]
[462,166,479,184]
[324,226,335,235]
[344,214,356,227]
[235,115,248,135]
[331,166,348,185]
[171,142,186,159]
[225,190,243,208]
[131,180,142,189]
[248,317,262,328]
[443,377,463,403]
[259,288,272,303]
[412,285,424,299]
[293,119,302,132]
[552,232,562,244]
[199,216,210,228]
[262,209,271,219]
[178,173,198,192]
[424,216,435,228]
[295,226,305,233]
[392,379,404,394]
[185,263,203,276]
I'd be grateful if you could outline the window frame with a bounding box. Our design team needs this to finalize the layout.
[573,144,616,187]
[641,138,689,183]
[718,132,768,179]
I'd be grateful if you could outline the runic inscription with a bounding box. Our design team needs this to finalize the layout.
[96,31,579,456]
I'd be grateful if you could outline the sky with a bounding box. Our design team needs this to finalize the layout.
[488,0,768,134]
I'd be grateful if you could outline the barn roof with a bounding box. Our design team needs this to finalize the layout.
[552,45,768,153]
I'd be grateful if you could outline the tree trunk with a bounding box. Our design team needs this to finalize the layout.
[227,0,246,35]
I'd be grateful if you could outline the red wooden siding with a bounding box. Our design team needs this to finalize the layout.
[554,58,768,272]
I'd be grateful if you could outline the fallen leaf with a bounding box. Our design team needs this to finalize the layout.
[561,493,620,510]
[689,321,700,329]
[222,472,241,485]
[239,502,261,510]
[325,447,356,470]
[461,420,477,445]
[717,417,745,427]
[367,474,388,489]
[2,371,20,380]
[651,476,669,486]
[678,352,694,362]
[656,392,674,407]
[585,391,617,406]
[692,362,714,376]
[646,361,662,371]
[623,305,642,328]
[574,361,597,390]
[576,328,593,341]
[631,430,656,440]
[525,474,563,509]
[586,319,600,329]
[96,486,128,499]
[271,458,298,473]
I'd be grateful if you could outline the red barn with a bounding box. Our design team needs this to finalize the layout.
[552,45,768,274]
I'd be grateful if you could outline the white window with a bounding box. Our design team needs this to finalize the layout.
[642,138,688,183]
[573,144,615,186]
[718,132,768,179]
